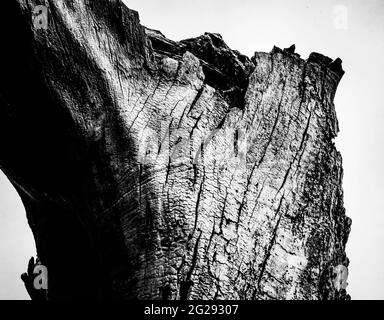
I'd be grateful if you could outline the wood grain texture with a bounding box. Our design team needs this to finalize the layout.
[0,0,350,300]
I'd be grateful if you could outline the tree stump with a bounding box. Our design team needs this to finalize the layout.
[0,0,351,300]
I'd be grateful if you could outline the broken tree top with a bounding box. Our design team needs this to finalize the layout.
[0,0,350,300]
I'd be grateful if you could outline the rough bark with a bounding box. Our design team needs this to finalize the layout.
[0,0,351,300]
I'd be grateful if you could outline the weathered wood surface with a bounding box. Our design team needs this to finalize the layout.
[0,0,350,300]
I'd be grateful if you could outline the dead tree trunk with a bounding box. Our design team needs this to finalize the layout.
[0,0,351,300]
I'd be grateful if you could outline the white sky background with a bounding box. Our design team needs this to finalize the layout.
[0,0,383,299]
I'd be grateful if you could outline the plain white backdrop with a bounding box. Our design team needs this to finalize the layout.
[0,0,383,299]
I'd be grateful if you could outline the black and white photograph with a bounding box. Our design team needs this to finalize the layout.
[0,0,383,308]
